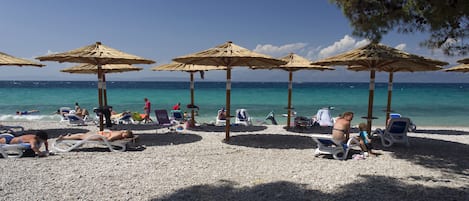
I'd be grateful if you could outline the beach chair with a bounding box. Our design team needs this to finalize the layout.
[235,109,252,126]
[58,107,72,122]
[63,113,86,126]
[314,107,334,126]
[155,109,177,130]
[0,134,32,158]
[53,134,138,152]
[113,112,134,124]
[170,110,184,122]
[378,117,411,147]
[311,134,360,160]
[215,109,226,126]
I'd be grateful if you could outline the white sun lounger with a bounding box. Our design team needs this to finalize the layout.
[0,134,32,158]
[53,134,138,152]
[311,134,360,160]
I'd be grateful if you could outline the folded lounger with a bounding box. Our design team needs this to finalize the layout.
[311,134,360,160]
[0,134,32,158]
[53,134,137,152]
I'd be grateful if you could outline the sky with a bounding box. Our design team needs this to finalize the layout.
[0,0,467,83]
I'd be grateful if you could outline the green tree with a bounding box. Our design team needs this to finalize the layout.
[331,0,468,56]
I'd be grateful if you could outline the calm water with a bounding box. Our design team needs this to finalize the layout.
[1,81,468,127]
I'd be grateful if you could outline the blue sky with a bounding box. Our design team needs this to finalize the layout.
[0,0,467,82]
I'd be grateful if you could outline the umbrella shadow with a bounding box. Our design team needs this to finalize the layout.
[224,134,314,149]
[151,175,468,201]
[188,125,267,132]
[135,133,202,147]
[373,136,469,176]
[413,129,469,135]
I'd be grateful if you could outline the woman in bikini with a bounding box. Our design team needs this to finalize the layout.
[57,130,133,141]
[332,111,354,144]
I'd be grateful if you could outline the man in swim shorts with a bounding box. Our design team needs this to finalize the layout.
[0,131,49,157]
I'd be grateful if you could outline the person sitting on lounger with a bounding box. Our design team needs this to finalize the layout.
[332,111,354,144]
[218,107,227,120]
[57,130,134,141]
[0,131,49,157]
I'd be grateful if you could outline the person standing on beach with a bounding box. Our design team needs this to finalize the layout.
[332,111,354,144]
[143,98,151,123]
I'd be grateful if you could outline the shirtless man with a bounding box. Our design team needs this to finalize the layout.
[332,111,354,144]
[0,131,49,157]
[57,130,133,141]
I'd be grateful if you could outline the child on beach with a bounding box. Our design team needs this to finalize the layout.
[358,122,375,157]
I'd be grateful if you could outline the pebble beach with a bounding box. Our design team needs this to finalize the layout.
[1,121,469,201]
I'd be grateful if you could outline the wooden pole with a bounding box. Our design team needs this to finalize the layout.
[97,64,104,131]
[190,72,195,126]
[225,67,231,141]
[385,72,394,125]
[103,73,108,106]
[366,70,376,134]
[286,71,293,128]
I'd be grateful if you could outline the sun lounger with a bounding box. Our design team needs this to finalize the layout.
[53,134,138,152]
[0,134,32,158]
[311,134,360,160]
[235,109,252,126]
[155,110,178,132]
[377,117,411,147]
[215,109,226,126]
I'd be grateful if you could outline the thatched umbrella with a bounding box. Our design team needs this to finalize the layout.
[36,42,155,131]
[312,43,448,133]
[444,58,469,72]
[252,53,334,128]
[1,51,44,67]
[173,41,286,141]
[348,61,443,125]
[151,62,225,126]
[61,64,143,106]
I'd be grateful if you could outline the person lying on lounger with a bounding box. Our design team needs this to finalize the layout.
[57,130,134,141]
[0,131,49,157]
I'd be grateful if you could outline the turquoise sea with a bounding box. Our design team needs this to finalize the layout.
[1,81,468,127]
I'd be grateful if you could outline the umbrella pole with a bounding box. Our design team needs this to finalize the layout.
[190,72,195,126]
[385,72,394,126]
[97,65,104,131]
[225,66,231,141]
[287,71,293,128]
[103,73,108,106]
[366,70,376,134]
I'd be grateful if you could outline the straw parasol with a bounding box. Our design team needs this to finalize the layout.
[173,41,287,141]
[311,42,448,133]
[151,62,225,126]
[252,53,334,128]
[444,58,469,72]
[348,61,444,125]
[1,51,44,67]
[61,63,143,106]
[36,42,155,131]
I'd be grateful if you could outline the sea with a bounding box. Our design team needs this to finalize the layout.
[1,81,468,127]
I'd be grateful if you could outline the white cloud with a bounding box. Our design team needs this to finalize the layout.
[318,35,369,58]
[394,43,406,50]
[253,43,307,57]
